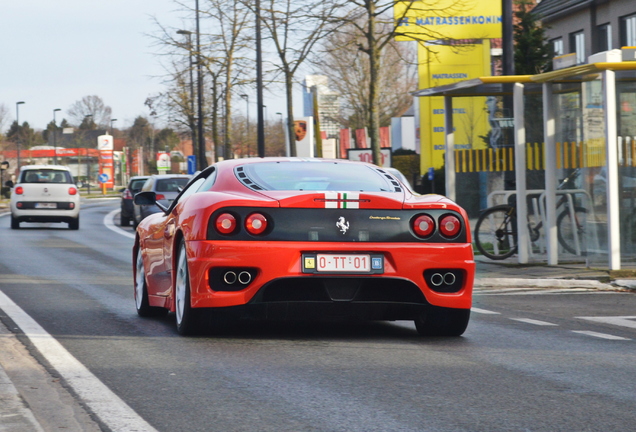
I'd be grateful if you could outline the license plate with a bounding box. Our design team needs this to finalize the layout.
[35,203,56,209]
[302,253,384,274]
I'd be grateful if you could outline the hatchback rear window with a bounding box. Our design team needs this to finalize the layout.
[21,169,72,184]
[236,161,400,192]
[156,178,190,192]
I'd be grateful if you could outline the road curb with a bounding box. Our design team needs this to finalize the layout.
[475,277,617,290]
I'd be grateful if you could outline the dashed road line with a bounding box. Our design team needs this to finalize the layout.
[571,331,631,341]
[471,307,500,315]
[576,316,636,329]
[510,318,558,326]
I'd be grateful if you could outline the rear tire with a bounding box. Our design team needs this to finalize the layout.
[10,216,20,229]
[68,217,79,230]
[120,213,130,226]
[415,307,470,337]
[175,239,199,335]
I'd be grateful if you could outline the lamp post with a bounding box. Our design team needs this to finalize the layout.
[255,0,265,157]
[195,0,206,170]
[16,101,25,172]
[240,94,249,157]
[276,112,288,157]
[53,108,61,165]
[110,118,117,135]
[177,29,197,155]
[84,114,93,195]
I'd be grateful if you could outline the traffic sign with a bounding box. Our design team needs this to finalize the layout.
[187,155,197,175]
[98,173,109,183]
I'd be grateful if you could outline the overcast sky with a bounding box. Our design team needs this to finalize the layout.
[0,1,195,131]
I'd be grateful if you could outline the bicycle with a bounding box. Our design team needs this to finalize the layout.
[473,170,588,260]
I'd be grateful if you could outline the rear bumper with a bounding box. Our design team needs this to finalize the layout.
[182,240,475,312]
[11,206,79,223]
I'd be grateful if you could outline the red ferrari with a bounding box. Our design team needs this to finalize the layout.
[133,158,475,336]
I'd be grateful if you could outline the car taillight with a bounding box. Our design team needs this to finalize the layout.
[245,213,268,235]
[155,194,166,200]
[215,213,237,235]
[68,187,78,195]
[123,189,132,199]
[413,214,435,238]
[439,215,461,238]
[15,186,24,195]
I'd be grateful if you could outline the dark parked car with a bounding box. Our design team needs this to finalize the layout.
[120,176,149,226]
[132,174,191,228]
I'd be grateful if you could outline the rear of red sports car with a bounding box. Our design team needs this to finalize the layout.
[134,158,475,336]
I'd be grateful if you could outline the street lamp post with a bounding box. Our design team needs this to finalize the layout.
[195,0,206,170]
[240,94,249,157]
[53,108,61,165]
[276,112,289,157]
[110,118,117,135]
[16,101,25,172]
[177,29,197,155]
[84,115,93,195]
[255,0,265,157]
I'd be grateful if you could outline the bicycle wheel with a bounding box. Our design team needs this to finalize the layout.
[474,205,518,260]
[556,206,588,255]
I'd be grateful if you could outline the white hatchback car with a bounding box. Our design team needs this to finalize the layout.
[10,165,81,230]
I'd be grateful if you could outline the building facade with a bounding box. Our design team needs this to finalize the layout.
[534,0,636,63]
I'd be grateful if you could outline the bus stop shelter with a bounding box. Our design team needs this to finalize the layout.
[414,61,636,270]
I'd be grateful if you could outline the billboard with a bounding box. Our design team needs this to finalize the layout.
[418,41,492,169]
[394,0,502,41]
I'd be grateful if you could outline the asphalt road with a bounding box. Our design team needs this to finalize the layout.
[1,199,635,431]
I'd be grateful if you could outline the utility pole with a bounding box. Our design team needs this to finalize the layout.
[255,0,265,157]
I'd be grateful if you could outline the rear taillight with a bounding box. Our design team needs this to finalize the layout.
[155,194,166,200]
[68,187,78,195]
[215,213,237,235]
[15,186,23,195]
[245,213,268,235]
[439,215,461,238]
[413,214,435,238]
[123,189,132,199]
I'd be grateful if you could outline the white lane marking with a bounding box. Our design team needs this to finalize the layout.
[470,307,500,315]
[576,316,636,329]
[0,212,9,218]
[0,290,158,432]
[104,209,135,239]
[510,318,558,326]
[572,330,630,341]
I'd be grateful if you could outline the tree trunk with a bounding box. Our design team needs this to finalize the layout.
[367,2,382,166]
[285,72,296,157]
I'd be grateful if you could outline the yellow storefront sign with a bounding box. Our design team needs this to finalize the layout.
[418,41,492,169]
[395,0,502,41]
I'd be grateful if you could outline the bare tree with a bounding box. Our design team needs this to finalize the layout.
[255,0,345,156]
[315,25,416,132]
[198,0,254,160]
[67,95,112,128]
[329,0,469,164]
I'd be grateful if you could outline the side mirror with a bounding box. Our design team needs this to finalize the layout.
[134,191,157,205]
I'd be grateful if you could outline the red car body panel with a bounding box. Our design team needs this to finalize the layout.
[134,158,475,320]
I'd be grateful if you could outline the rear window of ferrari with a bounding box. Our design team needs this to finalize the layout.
[236,162,401,192]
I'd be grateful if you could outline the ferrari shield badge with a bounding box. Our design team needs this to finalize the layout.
[336,216,350,234]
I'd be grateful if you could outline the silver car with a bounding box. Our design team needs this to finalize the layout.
[132,174,191,227]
